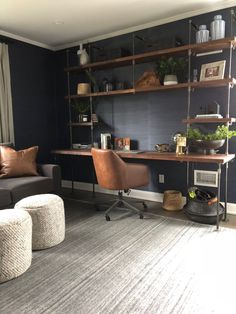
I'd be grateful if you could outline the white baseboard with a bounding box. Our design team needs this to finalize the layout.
[62,180,236,215]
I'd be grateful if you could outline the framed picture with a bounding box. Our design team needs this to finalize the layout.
[114,137,130,150]
[200,60,226,81]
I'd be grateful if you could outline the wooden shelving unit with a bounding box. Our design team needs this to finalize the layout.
[63,32,236,230]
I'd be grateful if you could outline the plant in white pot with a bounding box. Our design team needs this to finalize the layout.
[156,56,187,85]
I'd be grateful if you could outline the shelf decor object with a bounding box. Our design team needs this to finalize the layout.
[200,60,226,81]
[72,99,90,123]
[77,83,91,94]
[187,125,236,155]
[77,44,90,65]
[210,15,225,40]
[135,71,160,88]
[196,25,209,43]
[155,56,187,85]
[189,139,225,155]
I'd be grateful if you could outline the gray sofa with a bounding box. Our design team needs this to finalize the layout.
[0,164,61,208]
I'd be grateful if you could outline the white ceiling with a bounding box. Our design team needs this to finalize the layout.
[0,0,235,50]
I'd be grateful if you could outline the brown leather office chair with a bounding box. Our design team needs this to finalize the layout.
[91,148,149,221]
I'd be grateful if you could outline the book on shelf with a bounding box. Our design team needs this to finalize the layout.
[195,114,223,119]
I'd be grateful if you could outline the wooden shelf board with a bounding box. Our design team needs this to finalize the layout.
[66,78,235,99]
[135,83,188,93]
[51,149,235,164]
[66,88,135,99]
[65,38,236,72]
[65,57,134,72]
[190,37,236,54]
[190,78,236,89]
[69,122,93,126]
[182,118,236,124]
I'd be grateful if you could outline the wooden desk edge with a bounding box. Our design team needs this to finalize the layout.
[51,149,235,164]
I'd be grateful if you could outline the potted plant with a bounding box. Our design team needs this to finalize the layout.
[72,100,90,123]
[187,125,236,154]
[156,56,187,85]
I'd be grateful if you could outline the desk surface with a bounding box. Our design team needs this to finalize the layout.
[51,149,235,164]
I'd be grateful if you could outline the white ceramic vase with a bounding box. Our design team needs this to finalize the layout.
[196,25,209,43]
[80,49,90,65]
[77,44,90,65]
[210,15,225,40]
[164,74,178,85]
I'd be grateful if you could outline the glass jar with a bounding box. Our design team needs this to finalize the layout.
[210,15,225,40]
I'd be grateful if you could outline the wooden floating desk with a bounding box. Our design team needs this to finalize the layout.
[52,149,235,230]
[51,149,235,165]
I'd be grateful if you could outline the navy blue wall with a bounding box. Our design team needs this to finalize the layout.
[7,39,55,162]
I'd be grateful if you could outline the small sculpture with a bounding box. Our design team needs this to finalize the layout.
[135,71,160,88]
[176,136,186,155]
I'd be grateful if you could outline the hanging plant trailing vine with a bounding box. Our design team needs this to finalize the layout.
[85,70,99,92]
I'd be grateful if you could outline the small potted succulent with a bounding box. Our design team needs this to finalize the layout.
[187,125,236,154]
[156,56,187,85]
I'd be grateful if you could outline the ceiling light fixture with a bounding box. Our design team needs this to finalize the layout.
[53,20,64,25]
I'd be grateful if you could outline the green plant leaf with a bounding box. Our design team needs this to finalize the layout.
[156,56,187,80]
[187,125,236,141]
[72,100,90,114]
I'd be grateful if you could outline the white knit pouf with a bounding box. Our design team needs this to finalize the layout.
[0,209,32,283]
[15,194,65,250]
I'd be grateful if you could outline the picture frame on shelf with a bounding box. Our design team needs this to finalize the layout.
[114,137,130,150]
[200,60,226,81]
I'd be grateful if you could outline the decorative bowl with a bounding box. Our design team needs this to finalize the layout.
[189,139,225,155]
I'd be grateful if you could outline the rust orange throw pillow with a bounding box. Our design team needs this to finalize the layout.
[0,146,39,178]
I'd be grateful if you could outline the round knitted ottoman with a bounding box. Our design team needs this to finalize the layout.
[0,209,32,283]
[15,194,65,250]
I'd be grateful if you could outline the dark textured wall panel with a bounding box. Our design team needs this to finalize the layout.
[8,40,55,162]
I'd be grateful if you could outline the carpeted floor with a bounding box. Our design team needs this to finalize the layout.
[1,198,236,314]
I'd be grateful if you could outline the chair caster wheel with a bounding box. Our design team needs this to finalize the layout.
[139,213,144,219]
[105,215,110,221]
[142,202,148,210]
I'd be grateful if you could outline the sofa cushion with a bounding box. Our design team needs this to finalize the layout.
[0,146,38,178]
[0,188,12,207]
[0,176,53,203]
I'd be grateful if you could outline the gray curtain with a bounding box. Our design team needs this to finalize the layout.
[0,43,14,144]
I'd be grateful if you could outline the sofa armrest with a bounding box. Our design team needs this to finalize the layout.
[37,164,61,193]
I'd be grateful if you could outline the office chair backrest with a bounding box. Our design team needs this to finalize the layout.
[91,148,127,190]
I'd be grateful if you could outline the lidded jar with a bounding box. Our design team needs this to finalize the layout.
[210,15,225,40]
[196,25,209,43]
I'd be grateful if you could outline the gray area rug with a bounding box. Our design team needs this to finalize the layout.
[1,200,236,314]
